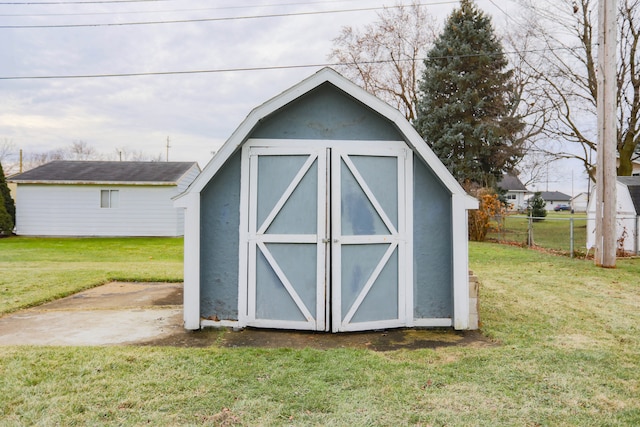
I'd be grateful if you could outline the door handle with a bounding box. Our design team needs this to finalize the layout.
[321,238,339,243]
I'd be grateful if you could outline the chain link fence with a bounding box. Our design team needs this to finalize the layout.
[486,214,640,258]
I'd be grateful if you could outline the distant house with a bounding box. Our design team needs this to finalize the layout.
[587,176,640,254]
[10,160,200,236]
[497,174,530,211]
[539,191,572,211]
[571,192,589,213]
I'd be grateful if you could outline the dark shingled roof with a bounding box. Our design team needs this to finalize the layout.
[498,174,528,191]
[10,160,198,184]
[539,191,572,202]
[617,176,640,214]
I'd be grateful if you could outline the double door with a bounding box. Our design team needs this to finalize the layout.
[240,140,412,332]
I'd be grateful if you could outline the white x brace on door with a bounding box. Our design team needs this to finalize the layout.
[239,139,412,332]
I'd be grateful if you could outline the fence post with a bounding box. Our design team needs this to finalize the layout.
[636,215,639,256]
[570,217,574,258]
[528,212,533,247]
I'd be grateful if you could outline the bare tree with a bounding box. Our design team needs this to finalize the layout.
[0,139,18,175]
[329,1,549,187]
[11,141,164,172]
[514,150,557,189]
[21,141,102,171]
[516,0,640,177]
[502,29,555,183]
[113,148,163,162]
[328,1,439,121]
[68,140,100,160]
[22,148,67,171]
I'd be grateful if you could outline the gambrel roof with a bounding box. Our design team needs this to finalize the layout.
[617,176,640,214]
[10,161,199,185]
[176,67,477,209]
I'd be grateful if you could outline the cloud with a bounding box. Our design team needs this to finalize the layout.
[0,1,537,172]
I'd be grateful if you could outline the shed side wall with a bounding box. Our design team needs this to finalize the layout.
[200,151,241,320]
[413,157,453,319]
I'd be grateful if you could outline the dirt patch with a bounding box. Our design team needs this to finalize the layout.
[138,326,496,351]
[136,328,223,348]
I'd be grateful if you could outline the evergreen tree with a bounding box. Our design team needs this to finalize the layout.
[0,161,15,233]
[415,0,524,187]
[0,191,13,236]
[528,191,547,221]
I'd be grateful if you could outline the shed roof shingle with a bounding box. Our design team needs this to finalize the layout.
[10,161,198,184]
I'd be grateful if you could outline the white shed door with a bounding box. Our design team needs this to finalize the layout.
[241,140,411,333]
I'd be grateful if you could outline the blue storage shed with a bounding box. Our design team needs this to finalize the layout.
[175,68,478,332]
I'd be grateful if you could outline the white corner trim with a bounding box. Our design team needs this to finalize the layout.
[452,194,470,330]
[182,193,201,330]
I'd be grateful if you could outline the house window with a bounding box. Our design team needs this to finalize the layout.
[100,190,119,208]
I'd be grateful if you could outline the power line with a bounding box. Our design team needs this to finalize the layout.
[0,63,327,79]
[0,0,173,4]
[0,0,368,16]
[486,0,518,25]
[0,48,573,80]
[0,1,459,28]
[1,8,373,27]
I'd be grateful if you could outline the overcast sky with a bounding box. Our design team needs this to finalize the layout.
[1,0,586,194]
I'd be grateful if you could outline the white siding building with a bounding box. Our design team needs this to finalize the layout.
[539,191,572,211]
[571,192,589,213]
[587,177,640,254]
[497,174,530,211]
[10,161,200,236]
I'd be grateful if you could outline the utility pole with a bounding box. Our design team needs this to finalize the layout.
[166,136,171,162]
[594,0,617,267]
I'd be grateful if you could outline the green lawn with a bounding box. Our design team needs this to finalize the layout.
[0,238,639,425]
[0,237,183,314]
[487,212,589,255]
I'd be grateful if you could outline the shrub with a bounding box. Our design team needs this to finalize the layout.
[468,188,505,241]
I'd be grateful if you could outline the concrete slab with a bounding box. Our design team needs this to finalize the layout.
[0,309,183,346]
[0,282,184,346]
